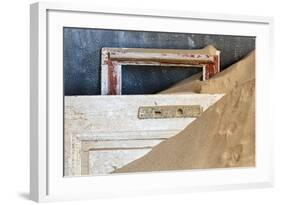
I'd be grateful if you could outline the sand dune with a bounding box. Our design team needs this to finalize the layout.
[161,50,255,94]
[115,50,255,173]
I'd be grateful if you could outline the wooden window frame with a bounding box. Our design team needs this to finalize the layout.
[101,47,220,95]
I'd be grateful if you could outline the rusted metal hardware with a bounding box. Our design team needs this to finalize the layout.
[101,47,220,95]
[138,105,203,119]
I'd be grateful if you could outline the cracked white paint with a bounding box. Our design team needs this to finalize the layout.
[64,94,224,175]
[89,149,151,175]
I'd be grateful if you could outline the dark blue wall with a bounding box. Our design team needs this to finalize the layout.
[63,28,255,95]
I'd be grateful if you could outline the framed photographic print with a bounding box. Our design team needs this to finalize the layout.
[30,2,274,202]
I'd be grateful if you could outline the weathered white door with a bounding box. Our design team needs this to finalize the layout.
[64,94,223,176]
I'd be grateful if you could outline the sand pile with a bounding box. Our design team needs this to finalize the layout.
[161,50,255,94]
[115,49,255,173]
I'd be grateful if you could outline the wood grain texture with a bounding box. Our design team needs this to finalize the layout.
[64,94,223,175]
[65,94,224,138]
[89,149,152,174]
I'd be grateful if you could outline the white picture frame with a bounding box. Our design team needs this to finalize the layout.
[30,1,274,202]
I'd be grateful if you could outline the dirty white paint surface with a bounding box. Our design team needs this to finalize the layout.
[64,94,224,175]
[89,149,152,174]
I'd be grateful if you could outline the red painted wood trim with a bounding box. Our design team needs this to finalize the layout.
[102,48,220,95]
[205,55,219,80]
[107,59,117,95]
